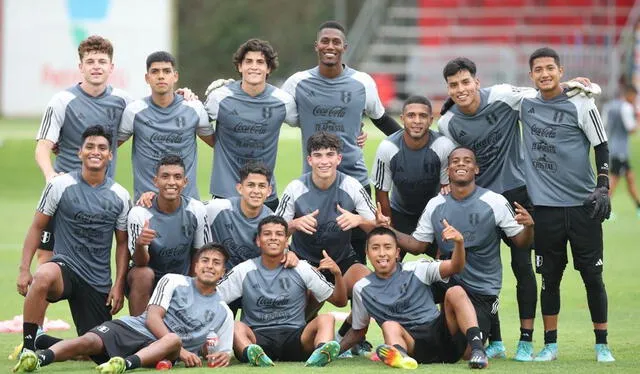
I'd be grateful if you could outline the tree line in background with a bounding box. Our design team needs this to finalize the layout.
[177,0,365,96]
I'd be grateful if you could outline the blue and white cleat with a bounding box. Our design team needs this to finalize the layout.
[485,341,506,359]
[595,344,615,362]
[513,341,534,362]
[533,343,558,361]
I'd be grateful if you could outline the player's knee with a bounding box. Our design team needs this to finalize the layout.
[31,264,60,291]
[316,313,335,325]
[579,269,605,293]
[380,320,402,334]
[163,333,182,350]
[127,267,155,289]
[81,332,104,351]
[444,285,467,305]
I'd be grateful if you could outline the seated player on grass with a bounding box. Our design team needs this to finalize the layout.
[339,227,488,369]
[126,154,211,316]
[216,215,347,367]
[13,244,234,373]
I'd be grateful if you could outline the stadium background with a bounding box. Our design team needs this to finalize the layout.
[1,0,639,372]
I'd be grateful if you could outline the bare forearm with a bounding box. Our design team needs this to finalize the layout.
[35,141,56,181]
[20,225,43,271]
[375,190,392,218]
[512,226,534,249]
[449,240,465,274]
[339,328,366,353]
[146,314,171,339]
[114,242,129,286]
[198,134,215,148]
[132,244,150,266]
[394,230,428,255]
[357,219,377,233]
[328,274,347,307]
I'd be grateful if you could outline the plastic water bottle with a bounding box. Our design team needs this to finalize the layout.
[206,332,219,367]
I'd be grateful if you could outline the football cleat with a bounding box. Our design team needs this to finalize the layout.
[12,350,39,373]
[595,344,615,362]
[246,344,274,367]
[305,341,340,367]
[468,349,489,369]
[513,341,534,362]
[485,341,506,359]
[375,344,417,370]
[95,356,126,374]
[533,343,558,362]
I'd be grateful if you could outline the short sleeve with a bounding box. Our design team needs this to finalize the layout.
[578,98,608,147]
[36,92,74,143]
[148,274,190,311]
[127,207,150,255]
[350,280,371,330]
[371,139,396,191]
[296,261,334,302]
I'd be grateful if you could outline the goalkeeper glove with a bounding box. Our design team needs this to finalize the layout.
[565,81,601,98]
[205,78,235,97]
[583,175,611,222]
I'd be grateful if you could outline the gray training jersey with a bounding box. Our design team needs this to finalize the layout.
[438,84,537,193]
[371,130,455,216]
[205,81,297,203]
[602,98,636,159]
[520,92,607,207]
[351,261,445,335]
[216,258,334,332]
[127,196,211,279]
[413,187,523,296]
[275,171,376,265]
[281,66,385,186]
[119,274,234,354]
[37,170,130,293]
[37,84,132,178]
[205,197,273,270]
[118,95,213,200]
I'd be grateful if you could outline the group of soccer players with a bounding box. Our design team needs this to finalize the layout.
[11,19,622,373]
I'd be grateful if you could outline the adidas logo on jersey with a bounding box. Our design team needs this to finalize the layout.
[595,258,603,266]
[528,107,535,114]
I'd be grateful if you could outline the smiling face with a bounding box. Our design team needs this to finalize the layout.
[238,51,270,86]
[448,148,479,186]
[194,249,226,286]
[145,61,178,95]
[367,233,400,278]
[78,135,112,172]
[315,28,346,67]
[307,147,342,180]
[446,70,481,113]
[256,222,288,258]
[79,51,113,87]
[529,56,563,95]
[401,103,432,140]
[236,172,271,210]
[154,164,186,201]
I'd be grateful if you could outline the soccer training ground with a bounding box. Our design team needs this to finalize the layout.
[0,119,638,373]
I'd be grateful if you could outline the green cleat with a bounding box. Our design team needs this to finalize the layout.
[485,341,506,359]
[95,357,126,374]
[376,344,418,370]
[12,350,39,373]
[305,341,340,367]
[595,344,615,362]
[246,344,274,367]
[8,343,24,361]
[513,341,534,362]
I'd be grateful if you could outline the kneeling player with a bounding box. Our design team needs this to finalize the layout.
[340,227,488,369]
[14,244,234,373]
[216,215,347,366]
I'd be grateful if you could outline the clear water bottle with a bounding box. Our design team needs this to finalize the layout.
[206,332,219,367]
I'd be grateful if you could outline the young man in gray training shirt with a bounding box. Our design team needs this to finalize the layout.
[14,244,234,372]
[17,126,131,356]
[118,51,214,200]
[520,47,614,363]
[216,215,346,367]
[126,155,211,316]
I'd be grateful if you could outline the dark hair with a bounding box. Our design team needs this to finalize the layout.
[82,125,112,147]
[442,57,477,81]
[402,95,432,113]
[448,146,476,165]
[257,215,288,235]
[318,20,346,36]
[146,51,176,71]
[232,39,278,76]
[156,154,185,174]
[239,162,272,183]
[528,47,560,70]
[78,35,113,61]
[195,242,229,263]
[623,84,638,95]
[366,227,398,249]
[306,131,342,155]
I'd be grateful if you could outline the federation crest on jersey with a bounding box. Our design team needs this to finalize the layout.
[41,231,51,244]
[279,277,291,291]
[468,213,480,226]
[107,107,117,122]
[262,106,272,119]
[176,116,186,128]
[341,91,351,104]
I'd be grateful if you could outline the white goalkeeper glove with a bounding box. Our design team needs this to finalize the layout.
[565,81,601,98]
[205,78,235,97]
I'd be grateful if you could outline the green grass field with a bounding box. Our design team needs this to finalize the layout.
[0,119,639,373]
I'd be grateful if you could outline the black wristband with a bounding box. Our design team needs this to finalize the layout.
[596,175,609,189]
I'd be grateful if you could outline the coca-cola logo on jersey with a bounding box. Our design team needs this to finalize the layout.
[530,124,557,139]
[150,132,183,143]
[312,105,346,118]
[256,295,289,307]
